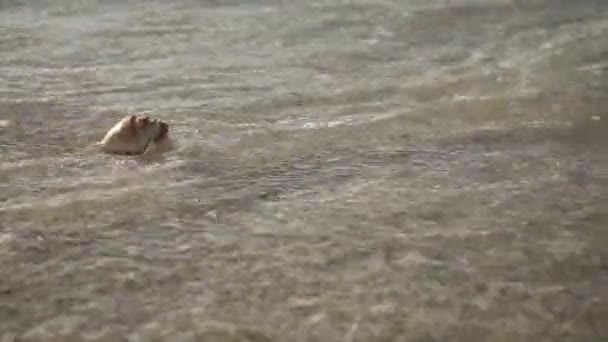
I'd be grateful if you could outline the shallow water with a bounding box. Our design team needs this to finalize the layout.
[1,0,607,341]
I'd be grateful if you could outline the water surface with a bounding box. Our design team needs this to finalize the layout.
[1,0,607,341]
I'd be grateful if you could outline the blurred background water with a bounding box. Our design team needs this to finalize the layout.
[0,0,607,341]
